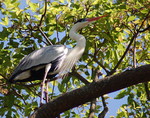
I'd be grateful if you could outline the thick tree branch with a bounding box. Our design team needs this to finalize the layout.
[30,64,150,118]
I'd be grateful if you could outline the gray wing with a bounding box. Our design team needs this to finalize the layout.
[11,45,68,76]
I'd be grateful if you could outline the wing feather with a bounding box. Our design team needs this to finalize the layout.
[11,45,68,78]
[59,46,85,75]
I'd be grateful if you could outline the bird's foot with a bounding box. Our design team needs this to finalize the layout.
[40,102,44,107]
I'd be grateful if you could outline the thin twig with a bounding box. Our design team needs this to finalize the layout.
[98,96,108,118]
[14,103,24,110]
[0,73,7,80]
[24,15,49,45]
[38,27,53,45]
[144,82,150,100]
[55,15,60,42]
[122,23,134,34]
[11,88,27,105]
[16,82,41,87]
[38,0,47,27]
[93,58,110,74]
[25,15,33,30]
[37,0,53,45]
[133,39,137,68]
[70,71,90,85]
[111,33,138,74]
[111,11,150,75]
[139,25,150,33]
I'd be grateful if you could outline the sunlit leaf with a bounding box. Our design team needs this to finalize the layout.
[127,16,136,22]
[0,16,9,26]
[0,0,149,117]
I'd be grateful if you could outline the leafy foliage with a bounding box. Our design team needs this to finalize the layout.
[0,0,149,117]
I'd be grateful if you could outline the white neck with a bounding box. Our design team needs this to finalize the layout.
[58,22,87,75]
[69,24,86,48]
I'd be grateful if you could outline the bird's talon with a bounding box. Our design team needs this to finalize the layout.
[40,103,44,107]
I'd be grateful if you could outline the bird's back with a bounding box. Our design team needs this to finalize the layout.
[9,45,68,82]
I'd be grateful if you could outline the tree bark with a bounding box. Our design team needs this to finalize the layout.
[29,64,150,118]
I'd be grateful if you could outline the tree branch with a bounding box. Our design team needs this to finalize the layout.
[29,64,150,118]
[71,71,90,84]
[38,0,47,27]
[110,11,150,74]
[88,69,98,118]
[139,25,150,33]
[88,99,96,118]
[38,27,53,45]
[98,96,108,118]
[144,82,150,100]
[37,0,53,45]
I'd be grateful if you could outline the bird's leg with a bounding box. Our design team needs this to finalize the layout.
[40,64,51,106]
[40,79,46,106]
[45,80,49,103]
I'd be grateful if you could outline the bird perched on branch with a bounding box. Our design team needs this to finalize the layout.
[9,15,107,105]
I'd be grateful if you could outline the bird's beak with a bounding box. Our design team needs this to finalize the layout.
[86,15,107,22]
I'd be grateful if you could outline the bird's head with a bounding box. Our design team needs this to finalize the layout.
[73,15,107,31]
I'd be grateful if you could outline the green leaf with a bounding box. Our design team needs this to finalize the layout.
[0,0,150,117]
[141,9,148,14]
[127,16,136,22]
[0,16,9,26]
[62,76,70,84]
[28,1,39,12]
[114,89,127,99]
[0,27,11,40]
[58,83,65,92]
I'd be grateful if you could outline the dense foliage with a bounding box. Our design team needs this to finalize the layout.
[0,0,149,117]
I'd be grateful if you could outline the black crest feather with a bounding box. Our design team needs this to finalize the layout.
[74,18,87,24]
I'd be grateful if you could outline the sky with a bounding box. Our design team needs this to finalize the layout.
[0,0,128,117]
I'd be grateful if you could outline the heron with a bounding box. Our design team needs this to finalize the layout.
[9,15,107,105]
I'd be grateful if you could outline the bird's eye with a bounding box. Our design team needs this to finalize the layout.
[74,18,87,24]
